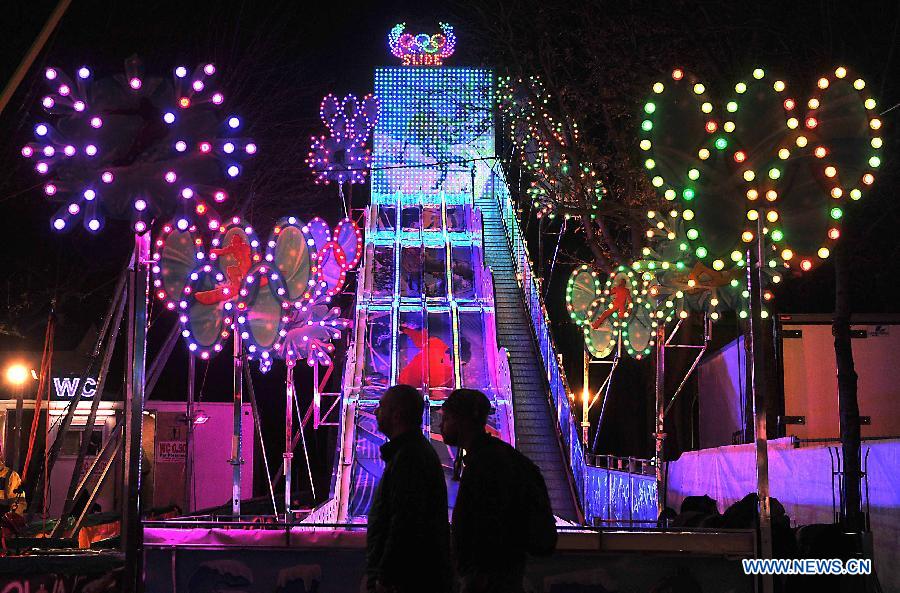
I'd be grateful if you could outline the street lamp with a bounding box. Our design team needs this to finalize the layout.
[4,362,35,473]
[5,363,30,386]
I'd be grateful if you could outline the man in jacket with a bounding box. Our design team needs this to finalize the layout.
[366,384,451,593]
[0,447,26,515]
[441,388,549,593]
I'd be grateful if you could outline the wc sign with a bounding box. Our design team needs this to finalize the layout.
[52,375,99,400]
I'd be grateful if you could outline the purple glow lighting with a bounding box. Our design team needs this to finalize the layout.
[58,84,70,96]
[68,203,80,215]
[63,145,76,156]
[35,124,48,136]
[175,140,187,152]
[77,67,90,79]
[83,189,96,201]
[43,146,55,157]
[44,183,57,195]
[213,191,226,202]
[36,162,49,174]
[199,141,212,153]
[245,143,257,154]
[177,218,189,231]
[227,116,240,128]
[85,144,98,156]
[73,101,86,112]
[223,142,234,154]
[134,199,147,211]
[129,77,142,90]
[101,171,114,183]
[21,146,33,157]
[90,116,102,128]
[212,92,224,105]
[192,80,204,92]
[42,96,55,109]
[204,64,216,76]
[208,219,220,230]
[164,112,176,124]
[53,218,66,230]
[226,165,239,177]
[45,68,57,80]
[165,171,177,183]
[88,218,101,231]
[134,220,147,233]
[175,66,188,78]
[181,188,194,199]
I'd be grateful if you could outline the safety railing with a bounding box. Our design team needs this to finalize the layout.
[489,171,657,526]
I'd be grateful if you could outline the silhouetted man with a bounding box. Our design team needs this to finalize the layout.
[441,389,556,593]
[367,385,451,593]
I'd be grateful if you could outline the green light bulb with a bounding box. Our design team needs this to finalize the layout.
[644,102,656,114]
[641,120,653,131]
[830,207,843,220]
[687,228,699,240]
[683,188,695,200]
[771,229,784,242]
[715,137,728,150]
[696,246,708,258]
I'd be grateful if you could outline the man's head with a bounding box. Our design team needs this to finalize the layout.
[375,384,425,439]
[440,389,492,448]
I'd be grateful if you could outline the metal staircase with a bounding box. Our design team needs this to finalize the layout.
[476,191,579,521]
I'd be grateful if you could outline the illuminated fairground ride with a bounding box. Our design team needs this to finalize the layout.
[17,23,886,593]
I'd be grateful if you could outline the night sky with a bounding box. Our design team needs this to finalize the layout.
[1,1,898,496]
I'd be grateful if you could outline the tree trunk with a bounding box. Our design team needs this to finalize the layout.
[833,239,862,531]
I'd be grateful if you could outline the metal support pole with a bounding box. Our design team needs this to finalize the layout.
[10,385,24,474]
[185,355,195,513]
[581,350,590,446]
[122,232,150,593]
[747,224,774,593]
[654,323,666,519]
[313,363,321,429]
[285,361,294,518]
[231,333,243,517]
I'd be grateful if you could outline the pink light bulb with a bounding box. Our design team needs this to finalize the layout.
[42,96,55,109]
[43,146,55,157]
[63,145,76,156]
[192,80,204,92]
[203,64,216,76]
[36,162,49,174]
[58,84,70,96]
[90,116,102,128]
[164,171,177,183]
[44,183,57,195]
[129,77,142,90]
[213,191,226,202]
[85,144,98,156]
[211,93,224,105]
[73,101,86,112]
[68,203,80,215]
[21,146,34,157]
[45,68,57,80]
[101,171,114,183]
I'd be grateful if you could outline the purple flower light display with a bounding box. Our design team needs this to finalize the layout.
[274,294,352,367]
[307,94,379,185]
[24,59,254,234]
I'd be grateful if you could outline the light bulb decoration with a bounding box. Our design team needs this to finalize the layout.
[273,292,352,368]
[640,65,885,295]
[388,22,456,66]
[235,265,289,367]
[23,59,255,235]
[151,221,205,311]
[498,75,606,219]
[157,215,358,363]
[567,265,674,360]
[265,216,319,303]
[307,93,380,185]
